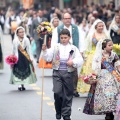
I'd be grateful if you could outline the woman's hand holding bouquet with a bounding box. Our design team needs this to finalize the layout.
[83,73,98,85]
[5,55,18,68]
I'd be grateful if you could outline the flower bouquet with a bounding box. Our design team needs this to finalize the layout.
[113,44,120,56]
[5,55,18,65]
[83,73,98,85]
[36,21,52,38]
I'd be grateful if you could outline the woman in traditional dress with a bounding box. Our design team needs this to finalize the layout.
[50,17,60,30]
[109,14,120,44]
[0,26,3,71]
[77,19,109,94]
[10,26,37,91]
[83,39,120,120]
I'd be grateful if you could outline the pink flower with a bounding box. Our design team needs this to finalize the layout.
[83,73,98,84]
[5,55,18,65]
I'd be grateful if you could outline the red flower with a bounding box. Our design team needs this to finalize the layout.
[83,73,98,84]
[5,55,18,65]
[83,76,89,83]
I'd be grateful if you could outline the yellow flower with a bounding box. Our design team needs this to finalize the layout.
[47,27,52,32]
[44,22,50,26]
[113,44,120,55]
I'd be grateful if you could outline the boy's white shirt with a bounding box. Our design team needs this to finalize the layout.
[42,43,84,68]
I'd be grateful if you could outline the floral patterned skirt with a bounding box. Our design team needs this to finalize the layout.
[83,69,120,115]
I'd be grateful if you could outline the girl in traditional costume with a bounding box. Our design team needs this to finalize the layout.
[77,19,109,94]
[10,26,37,91]
[83,39,120,120]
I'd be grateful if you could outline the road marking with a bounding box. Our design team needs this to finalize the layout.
[32,87,40,90]
[47,102,54,106]
[36,92,45,95]
[30,84,55,111]
[43,97,51,100]
[29,84,36,86]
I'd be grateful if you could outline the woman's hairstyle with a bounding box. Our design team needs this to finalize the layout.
[95,21,103,29]
[52,17,59,23]
[59,29,70,37]
[16,28,22,34]
[102,39,112,49]
[16,27,24,35]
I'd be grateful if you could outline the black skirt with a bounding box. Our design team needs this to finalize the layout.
[13,49,31,80]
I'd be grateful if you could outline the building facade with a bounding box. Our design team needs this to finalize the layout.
[0,0,116,10]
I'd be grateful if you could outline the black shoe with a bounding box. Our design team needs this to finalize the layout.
[56,113,61,119]
[105,113,112,120]
[63,116,71,120]
[18,86,26,91]
[21,85,26,91]
[73,92,79,97]
[22,86,26,91]
[110,112,114,120]
[18,87,22,91]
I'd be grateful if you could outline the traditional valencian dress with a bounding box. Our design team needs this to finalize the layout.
[10,27,37,85]
[77,19,108,94]
[0,26,4,70]
[83,41,120,115]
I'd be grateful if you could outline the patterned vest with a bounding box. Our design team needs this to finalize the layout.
[52,43,76,72]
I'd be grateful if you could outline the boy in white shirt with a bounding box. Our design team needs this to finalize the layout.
[42,29,83,120]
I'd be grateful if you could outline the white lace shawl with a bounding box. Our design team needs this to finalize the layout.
[12,26,33,60]
[85,19,109,52]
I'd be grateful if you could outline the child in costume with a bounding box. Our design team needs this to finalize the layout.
[42,29,83,120]
[10,26,37,91]
[83,39,120,120]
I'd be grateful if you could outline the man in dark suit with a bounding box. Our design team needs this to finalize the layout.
[30,10,47,63]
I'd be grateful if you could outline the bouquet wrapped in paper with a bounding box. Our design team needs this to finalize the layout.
[83,73,98,85]
[5,55,18,65]
[36,21,52,38]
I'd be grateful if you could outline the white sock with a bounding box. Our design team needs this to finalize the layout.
[18,85,22,88]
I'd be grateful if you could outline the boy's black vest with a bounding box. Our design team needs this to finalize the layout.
[57,24,79,48]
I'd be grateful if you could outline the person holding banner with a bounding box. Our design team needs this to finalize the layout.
[83,39,120,120]
[42,29,84,120]
[10,26,37,91]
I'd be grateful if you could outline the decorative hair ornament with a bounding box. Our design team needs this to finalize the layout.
[102,40,106,43]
